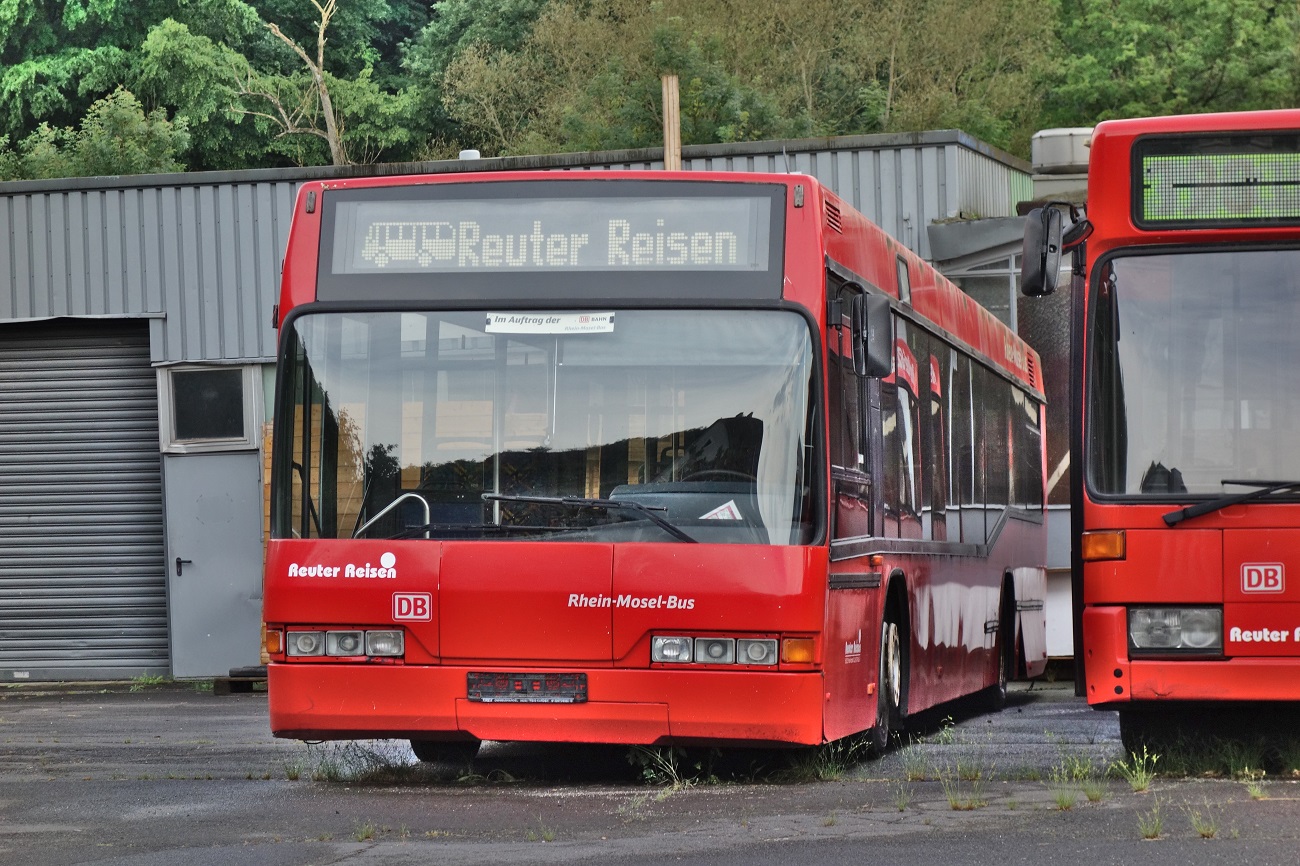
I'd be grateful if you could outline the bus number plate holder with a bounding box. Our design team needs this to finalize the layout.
[467,672,587,703]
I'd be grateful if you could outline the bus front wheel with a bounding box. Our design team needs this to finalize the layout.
[870,608,907,754]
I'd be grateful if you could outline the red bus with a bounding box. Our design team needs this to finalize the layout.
[1022,109,1300,750]
[264,170,1048,762]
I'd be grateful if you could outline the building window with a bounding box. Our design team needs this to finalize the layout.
[948,255,1018,329]
[159,365,261,452]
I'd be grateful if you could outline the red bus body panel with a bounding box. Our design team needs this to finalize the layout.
[266,540,828,744]
[266,170,1047,746]
[1078,110,1300,708]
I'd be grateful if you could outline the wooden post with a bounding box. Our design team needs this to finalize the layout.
[662,74,681,171]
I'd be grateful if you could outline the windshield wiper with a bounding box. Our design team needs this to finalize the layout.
[1163,479,1300,527]
[482,493,698,543]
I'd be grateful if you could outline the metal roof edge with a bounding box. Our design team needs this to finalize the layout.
[0,130,1031,196]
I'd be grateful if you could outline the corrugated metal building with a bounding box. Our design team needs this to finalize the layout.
[0,130,1032,681]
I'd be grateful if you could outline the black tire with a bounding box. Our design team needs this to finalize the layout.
[984,589,1015,712]
[870,608,906,754]
[410,738,481,767]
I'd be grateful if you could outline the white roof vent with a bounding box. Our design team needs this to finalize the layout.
[1031,128,1093,175]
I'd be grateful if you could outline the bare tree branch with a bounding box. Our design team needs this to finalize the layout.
[256,0,348,165]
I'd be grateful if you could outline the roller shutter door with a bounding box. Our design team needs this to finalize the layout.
[0,321,167,680]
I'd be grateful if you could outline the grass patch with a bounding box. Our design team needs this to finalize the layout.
[1111,746,1159,793]
[1137,799,1164,840]
[935,757,992,811]
[129,674,167,692]
[1182,799,1219,839]
[771,738,872,783]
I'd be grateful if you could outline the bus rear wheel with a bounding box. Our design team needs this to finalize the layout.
[984,589,1016,712]
[411,738,481,767]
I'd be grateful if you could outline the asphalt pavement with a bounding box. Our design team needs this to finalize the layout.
[1,678,1298,865]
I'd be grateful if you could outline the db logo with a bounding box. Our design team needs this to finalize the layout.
[1242,564,1285,594]
[393,592,432,621]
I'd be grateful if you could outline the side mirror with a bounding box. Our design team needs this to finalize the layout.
[1021,206,1063,297]
[852,291,894,379]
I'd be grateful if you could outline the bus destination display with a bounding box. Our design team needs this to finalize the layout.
[329,195,772,274]
[1137,134,1300,228]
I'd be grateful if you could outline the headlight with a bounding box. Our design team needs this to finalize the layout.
[737,638,778,665]
[286,630,325,657]
[652,636,693,663]
[326,630,365,656]
[651,635,779,666]
[365,630,404,657]
[1128,607,1222,654]
[283,629,403,659]
[694,638,735,664]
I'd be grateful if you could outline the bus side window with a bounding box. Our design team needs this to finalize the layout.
[926,344,951,541]
[829,284,870,540]
[977,366,1011,537]
[949,354,982,545]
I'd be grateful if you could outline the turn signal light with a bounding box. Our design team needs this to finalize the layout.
[1081,530,1126,562]
[781,637,816,664]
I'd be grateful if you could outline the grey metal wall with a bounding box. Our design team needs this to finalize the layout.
[0,130,1030,368]
[0,181,296,367]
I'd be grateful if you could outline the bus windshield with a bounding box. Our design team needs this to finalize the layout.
[1088,248,1300,497]
[275,309,816,545]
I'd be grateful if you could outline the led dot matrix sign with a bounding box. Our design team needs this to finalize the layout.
[1135,133,1300,229]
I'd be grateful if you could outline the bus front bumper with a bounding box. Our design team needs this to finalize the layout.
[1083,606,1300,704]
[268,663,827,747]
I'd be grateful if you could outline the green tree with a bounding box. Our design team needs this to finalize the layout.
[401,0,551,151]
[1043,0,1299,127]
[0,88,188,180]
[131,16,271,171]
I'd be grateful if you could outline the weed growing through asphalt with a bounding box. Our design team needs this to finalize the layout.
[1055,750,1097,783]
[1051,787,1078,810]
[616,793,653,821]
[524,817,556,843]
[353,822,377,842]
[933,716,957,745]
[935,757,991,810]
[1243,770,1267,801]
[1111,745,1159,792]
[1048,751,1104,806]
[779,738,871,782]
[1182,799,1220,839]
[129,674,167,692]
[899,740,929,781]
[627,746,716,788]
[1080,778,1106,803]
[1136,799,1164,840]
[893,783,912,811]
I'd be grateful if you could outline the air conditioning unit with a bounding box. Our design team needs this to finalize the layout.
[1031,128,1093,175]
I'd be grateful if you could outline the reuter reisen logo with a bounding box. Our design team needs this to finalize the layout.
[286,551,399,579]
[1242,562,1285,594]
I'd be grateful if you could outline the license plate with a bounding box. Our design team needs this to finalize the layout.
[467,672,587,703]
